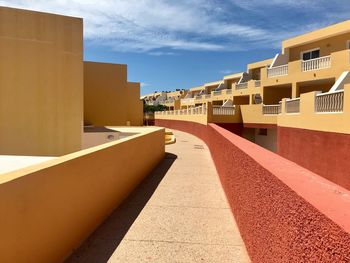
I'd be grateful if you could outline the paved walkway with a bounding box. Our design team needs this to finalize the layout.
[66,130,250,263]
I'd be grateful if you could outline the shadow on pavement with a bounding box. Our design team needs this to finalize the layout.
[65,152,177,263]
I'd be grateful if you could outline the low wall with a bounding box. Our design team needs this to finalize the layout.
[0,127,165,263]
[278,126,350,190]
[155,119,350,262]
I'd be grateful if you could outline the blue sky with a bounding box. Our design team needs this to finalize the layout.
[1,0,350,95]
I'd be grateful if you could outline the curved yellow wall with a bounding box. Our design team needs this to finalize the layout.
[0,127,165,263]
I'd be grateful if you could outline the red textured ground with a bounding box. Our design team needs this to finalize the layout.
[155,119,350,263]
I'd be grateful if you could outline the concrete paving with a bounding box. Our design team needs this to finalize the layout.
[66,130,250,263]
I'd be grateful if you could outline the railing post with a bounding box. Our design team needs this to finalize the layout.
[207,102,212,123]
[301,91,319,115]
[280,98,287,115]
[292,82,298,99]
[343,84,350,114]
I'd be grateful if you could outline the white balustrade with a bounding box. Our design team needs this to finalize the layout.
[236,82,248,90]
[212,106,235,115]
[262,104,281,115]
[267,64,288,78]
[302,56,331,72]
[285,98,300,113]
[315,90,344,113]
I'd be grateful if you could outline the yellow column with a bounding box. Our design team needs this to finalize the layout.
[292,82,299,98]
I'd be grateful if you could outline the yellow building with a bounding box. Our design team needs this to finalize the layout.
[155,19,350,189]
[1,6,350,263]
[141,91,167,106]
[161,89,187,110]
[84,61,143,127]
[0,7,83,156]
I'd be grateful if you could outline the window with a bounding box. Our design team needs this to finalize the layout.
[302,49,320,61]
[347,40,350,49]
[258,128,267,136]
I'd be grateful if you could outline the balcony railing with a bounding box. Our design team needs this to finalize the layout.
[302,56,331,72]
[195,95,203,100]
[285,98,300,113]
[156,105,208,117]
[205,94,211,99]
[212,106,235,115]
[212,90,222,96]
[255,80,261,87]
[226,89,233,95]
[315,90,344,113]
[262,104,281,115]
[181,98,195,104]
[236,82,248,90]
[267,64,288,78]
[164,98,174,104]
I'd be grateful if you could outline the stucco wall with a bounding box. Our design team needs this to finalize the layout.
[278,126,350,190]
[288,32,350,61]
[0,7,83,156]
[84,62,143,127]
[254,128,277,152]
[0,127,165,263]
[126,82,143,126]
[155,119,350,262]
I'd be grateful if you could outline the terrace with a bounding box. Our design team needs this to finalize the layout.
[66,130,250,262]
[155,103,242,125]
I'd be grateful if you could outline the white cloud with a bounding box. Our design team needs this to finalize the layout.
[140,82,150,87]
[148,51,177,56]
[0,0,275,52]
[231,0,327,9]
[0,0,348,53]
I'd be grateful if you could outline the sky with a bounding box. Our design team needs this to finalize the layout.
[1,1,350,95]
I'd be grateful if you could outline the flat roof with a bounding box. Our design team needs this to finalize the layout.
[283,20,350,50]
[248,58,273,69]
[189,85,205,92]
[223,72,244,80]
[0,6,83,21]
[204,80,222,87]
[0,155,56,175]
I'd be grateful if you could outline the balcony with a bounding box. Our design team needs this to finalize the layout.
[212,105,235,115]
[315,89,343,113]
[155,103,241,124]
[181,97,195,106]
[212,90,222,96]
[301,55,331,72]
[255,80,261,87]
[262,104,281,115]
[285,98,300,113]
[209,89,234,101]
[267,64,288,78]
[279,87,349,134]
[236,82,248,90]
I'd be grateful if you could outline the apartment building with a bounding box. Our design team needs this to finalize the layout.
[162,89,187,110]
[1,5,350,263]
[142,91,167,106]
[155,19,350,190]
